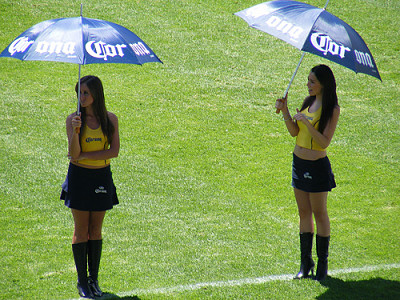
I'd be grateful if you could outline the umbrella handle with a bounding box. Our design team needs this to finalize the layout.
[275,87,290,114]
[75,110,81,134]
[276,52,306,114]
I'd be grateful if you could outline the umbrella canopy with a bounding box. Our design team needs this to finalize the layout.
[0,16,162,65]
[235,0,381,81]
[0,13,162,116]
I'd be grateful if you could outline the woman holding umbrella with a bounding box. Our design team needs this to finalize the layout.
[61,75,120,298]
[275,64,340,281]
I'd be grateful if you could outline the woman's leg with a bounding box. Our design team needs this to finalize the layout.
[294,188,315,278]
[309,192,330,237]
[310,192,330,281]
[88,211,106,240]
[87,211,106,297]
[71,209,94,298]
[71,209,90,244]
[294,188,314,233]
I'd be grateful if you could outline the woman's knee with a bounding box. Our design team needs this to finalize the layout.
[73,228,89,243]
[298,206,313,220]
[313,210,329,225]
[310,193,329,223]
[88,211,106,239]
[88,224,102,240]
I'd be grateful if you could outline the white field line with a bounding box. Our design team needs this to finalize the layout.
[115,263,400,297]
[67,263,400,299]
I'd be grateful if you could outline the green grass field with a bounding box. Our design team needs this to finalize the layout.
[0,0,399,299]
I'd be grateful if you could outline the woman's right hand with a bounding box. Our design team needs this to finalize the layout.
[275,97,288,114]
[71,113,82,132]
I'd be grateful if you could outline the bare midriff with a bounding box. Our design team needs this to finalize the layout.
[293,144,327,161]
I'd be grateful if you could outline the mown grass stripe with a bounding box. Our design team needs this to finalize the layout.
[98,263,400,298]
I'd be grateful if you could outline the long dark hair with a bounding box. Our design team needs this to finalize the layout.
[300,64,338,134]
[75,75,115,145]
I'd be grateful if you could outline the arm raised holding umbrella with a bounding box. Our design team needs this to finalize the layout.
[275,96,298,137]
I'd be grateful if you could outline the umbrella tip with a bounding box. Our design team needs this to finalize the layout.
[80,3,83,16]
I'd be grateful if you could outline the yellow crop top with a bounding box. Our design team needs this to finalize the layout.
[296,106,326,151]
[78,124,111,166]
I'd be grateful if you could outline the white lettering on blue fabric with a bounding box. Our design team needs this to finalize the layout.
[266,16,304,40]
[354,50,374,68]
[310,32,350,59]
[129,42,151,56]
[85,41,127,61]
[8,37,34,55]
[7,37,151,60]
[35,41,75,55]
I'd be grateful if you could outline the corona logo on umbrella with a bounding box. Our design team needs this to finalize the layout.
[7,37,154,62]
[85,41,152,60]
[0,17,162,65]
[0,10,162,115]
[235,0,381,84]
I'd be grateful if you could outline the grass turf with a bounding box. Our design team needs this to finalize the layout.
[0,0,399,299]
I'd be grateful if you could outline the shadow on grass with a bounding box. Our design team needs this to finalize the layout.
[96,292,141,300]
[317,276,400,299]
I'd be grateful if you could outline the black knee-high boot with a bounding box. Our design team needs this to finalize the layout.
[88,239,103,297]
[72,242,94,299]
[294,232,315,279]
[316,235,330,281]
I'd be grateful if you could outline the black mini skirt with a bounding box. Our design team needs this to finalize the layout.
[60,163,119,211]
[292,153,336,193]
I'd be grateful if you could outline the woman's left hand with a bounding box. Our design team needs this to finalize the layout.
[294,109,308,124]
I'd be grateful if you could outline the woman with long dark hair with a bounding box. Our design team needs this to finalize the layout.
[61,75,120,298]
[275,64,340,281]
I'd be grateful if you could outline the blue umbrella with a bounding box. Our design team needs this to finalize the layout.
[0,5,162,113]
[235,0,381,110]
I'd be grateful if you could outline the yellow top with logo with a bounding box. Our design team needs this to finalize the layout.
[296,106,326,151]
[78,124,110,166]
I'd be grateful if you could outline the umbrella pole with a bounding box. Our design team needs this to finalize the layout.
[77,2,83,116]
[77,64,81,115]
[276,0,329,114]
[276,52,306,113]
[75,3,83,133]
[75,64,82,134]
